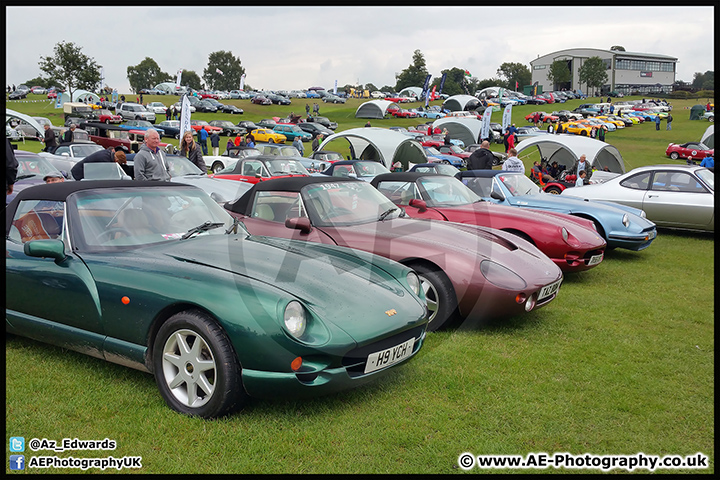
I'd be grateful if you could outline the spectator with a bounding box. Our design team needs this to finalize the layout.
[598,126,606,142]
[6,138,18,195]
[502,148,525,174]
[443,129,451,145]
[166,106,171,121]
[572,154,590,176]
[292,136,304,157]
[699,156,714,169]
[234,133,243,147]
[43,172,65,184]
[575,170,587,187]
[655,114,661,131]
[198,126,209,155]
[226,138,234,152]
[467,141,495,170]
[180,130,207,173]
[532,160,554,184]
[245,134,255,148]
[547,161,562,178]
[62,124,76,143]
[666,113,673,131]
[312,133,323,152]
[42,124,57,152]
[209,130,220,157]
[134,129,171,181]
[71,146,128,181]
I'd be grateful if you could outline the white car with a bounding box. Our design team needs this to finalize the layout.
[30,86,47,95]
[172,101,196,113]
[371,91,385,99]
[146,102,168,114]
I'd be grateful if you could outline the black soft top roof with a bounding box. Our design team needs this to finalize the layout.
[225,176,360,214]
[8,180,191,203]
[369,172,442,188]
[456,170,504,178]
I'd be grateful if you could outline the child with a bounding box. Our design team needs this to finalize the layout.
[575,170,587,187]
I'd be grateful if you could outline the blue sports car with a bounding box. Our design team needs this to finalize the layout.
[423,147,466,169]
[457,170,658,251]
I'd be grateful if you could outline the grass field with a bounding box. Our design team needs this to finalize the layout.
[5,93,715,474]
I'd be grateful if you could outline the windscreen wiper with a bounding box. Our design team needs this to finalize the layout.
[181,221,225,240]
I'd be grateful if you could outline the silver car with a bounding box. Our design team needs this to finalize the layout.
[561,165,714,232]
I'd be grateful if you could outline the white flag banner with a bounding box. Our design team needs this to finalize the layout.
[176,69,183,89]
[502,104,513,132]
[333,79,337,95]
[216,68,224,75]
[178,94,192,143]
[480,107,493,141]
[239,74,246,91]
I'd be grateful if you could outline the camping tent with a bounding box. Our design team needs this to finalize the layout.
[701,125,714,149]
[431,117,484,147]
[442,95,481,112]
[318,127,426,170]
[6,109,44,138]
[515,135,626,174]
[355,100,399,119]
[399,87,423,99]
[690,104,706,120]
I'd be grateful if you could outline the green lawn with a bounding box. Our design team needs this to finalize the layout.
[5,93,714,474]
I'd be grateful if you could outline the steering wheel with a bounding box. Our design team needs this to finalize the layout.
[95,227,132,243]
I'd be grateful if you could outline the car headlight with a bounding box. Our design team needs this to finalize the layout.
[406,271,421,296]
[480,260,527,290]
[561,227,569,243]
[622,214,630,228]
[284,301,306,338]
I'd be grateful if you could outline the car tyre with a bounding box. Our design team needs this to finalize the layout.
[410,264,458,332]
[153,310,246,419]
[669,152,679,160]
[545,185,562,195]
[211,162,225,174]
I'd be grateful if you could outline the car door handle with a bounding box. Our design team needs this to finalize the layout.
[647,194,659,198]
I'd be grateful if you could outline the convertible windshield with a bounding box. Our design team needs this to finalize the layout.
[498,173,543,196]
[418,176,480,206]
[71,186,236,250]
[302,181,401,226]
[266,159,308,175]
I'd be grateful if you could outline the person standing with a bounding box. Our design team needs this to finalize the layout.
[180,130,207,173]
[134,129,171,181]
[42,124,57,152]
[501,148,525,174]
[62,124,76,143]
[209,130,220,157]
[165,106,171,121]
[245,134,255,148]
[573,154,590,177]
[6,138,18,195]
[292,136,304,157]
[666,113,673,131]
[598,126,606,142]
[655,114,661,131]
[467,140,495,170]
[70,146,127,181]
[311,133,323,153]
[305,103,310,117]
[575,170,587,187]
[198,126,209,155]
[234,133,243,147]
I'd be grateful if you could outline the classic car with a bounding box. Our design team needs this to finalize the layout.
[251,95,272,105]
[577,117,614,131]
[119,119,166,137]
[408,163,461,177]
[322,94,346,104]
[208,120,246,137]
[6,151,69,204]
[46,141,105,159]
[154,120,194,140]
[205,146,263,174]
[6,181,428,418]
[371,173,606,273]
[256,119,278,130]
[212,155,308,184]
[436,144,471,161]
[298,122,334,139]
[224,176,564,331]
[515,126,551,140]
[306,116,337,130]
[551,110,584,122]
[463,144,507,166]
[255,143,304,158]
[525,112,558,123]
[98,109,123,124]
[250,128,286,144]
[8,90,27,100]
[309,150,345,163]
[561,165,714,232]
[190,120,223,135]
[222,104,244,115]
[237,120,260,132]
[597,115,631,128]
[267,94,291,105]
[559,121,595,136]
[321,160,391,182]
[458,170,658,251]
[390,108,418,119]
[145,102,168,114]
[273,124,313,142]
[194,100,218,113]
[423,147,466,169]
[665,142,714,160]
[410,107,446,119]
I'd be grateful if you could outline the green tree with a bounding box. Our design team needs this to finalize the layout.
[127,57,171,94]
[38,41,101,100]
[578,56,609,96]
[430,67,478,96]
[546,60,572,89]
[181,70,203,91]
[496,62,531,90]
[395,49,429,91]
[610,45,626,51]
[23,75,62,90]
[203,51,246,91]
[692,71,714,91]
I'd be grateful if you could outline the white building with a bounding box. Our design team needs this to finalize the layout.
[530,48,677,96]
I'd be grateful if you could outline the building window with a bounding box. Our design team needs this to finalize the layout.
[534,64,546,70]
[616,59,675,72]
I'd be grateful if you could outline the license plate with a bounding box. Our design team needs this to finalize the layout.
[538,279,562,300]
[588,254,603,266]
[364,338,415,374]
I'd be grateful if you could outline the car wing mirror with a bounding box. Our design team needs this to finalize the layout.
[490,189,505,201]
[285,216,312,234]
[24,239,67,264]
[408,198,428,212]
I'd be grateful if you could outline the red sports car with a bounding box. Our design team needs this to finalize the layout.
[224,176,565,331]
[391,108,418,118]
[98,109,122,124]
[414,135,444,148]
[371,172,606,273]
[525,112,559,123]
[665,142,714,160]
[437,144,471,160]
[211,155,308,184]
[190,120,223,134]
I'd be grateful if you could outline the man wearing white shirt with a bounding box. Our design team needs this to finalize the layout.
[501,148,525,174]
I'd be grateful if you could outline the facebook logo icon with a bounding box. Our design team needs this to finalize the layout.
[9,437,25,452]
[10,455,25,470]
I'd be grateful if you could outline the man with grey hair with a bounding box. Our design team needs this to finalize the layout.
[62,124,76,143]
[134,129,171,181]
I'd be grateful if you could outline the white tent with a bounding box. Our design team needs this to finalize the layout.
[318,127,426,169]
[432,117,484,146]
[701,124,714,149]
[355,100,399,119]
[6,108,44,138]
[71,89,100,103]
[399,87,423,98]
[515,135,626,173]
[442,94,481,112]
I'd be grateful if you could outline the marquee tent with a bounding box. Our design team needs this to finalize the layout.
[431,117,484,147]
[355,100,399,119]
[701,125,714,149]
[318,127,426,170]
[6,109,44,138]
[442,95,481,112]
[399,87,423,98]
[71,90,100,104]
[515,135,626,173]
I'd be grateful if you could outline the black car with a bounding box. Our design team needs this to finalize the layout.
[267,94,291,105]
[298,122,334,139]
[209,120,246,137]
[307,116,338,130]
[222,105,244,114]
[251,95,272,105]
[256,118,277,129]
[195,100,218,113]
[8,90,28,100]
[237,120,259,132]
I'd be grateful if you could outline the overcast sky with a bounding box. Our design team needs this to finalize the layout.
[5,6,714,93]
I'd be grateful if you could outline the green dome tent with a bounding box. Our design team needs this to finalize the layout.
[690,104,706,120]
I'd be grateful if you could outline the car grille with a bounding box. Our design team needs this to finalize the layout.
[342,325,426,377]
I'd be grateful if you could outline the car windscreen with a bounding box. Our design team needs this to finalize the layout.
[301,181,401,227]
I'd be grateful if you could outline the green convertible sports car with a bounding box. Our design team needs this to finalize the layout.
[5,180,428,418]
